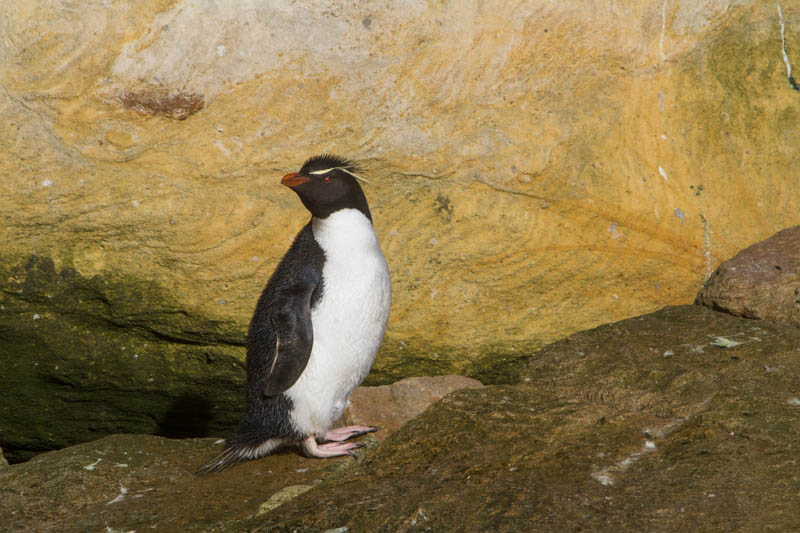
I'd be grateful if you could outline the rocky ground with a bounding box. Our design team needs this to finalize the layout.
[2,303,799,532]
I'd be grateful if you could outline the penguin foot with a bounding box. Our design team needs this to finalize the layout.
[302,436,366,458]
[321,425,379,443]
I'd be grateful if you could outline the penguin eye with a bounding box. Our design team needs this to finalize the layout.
[322,176,331,183]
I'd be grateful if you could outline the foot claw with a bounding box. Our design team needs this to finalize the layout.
[322,425,380,443]
[302,436,366,459]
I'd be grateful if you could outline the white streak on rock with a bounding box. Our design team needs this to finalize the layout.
[593,417,687,486]
[107,485,128,504]
[701,214,712,279]
[778,4,793,80]
[213,139,231,157]
[83,458,102,471]
[711,336,744,348]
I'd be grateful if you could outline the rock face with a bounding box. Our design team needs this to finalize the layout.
[0,255,248,462]
[696,225,800,327]
[2,305,799,531]
[342,375,484,439]
[2,1,800,458]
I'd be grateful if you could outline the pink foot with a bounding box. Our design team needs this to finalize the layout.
[322,425,379,443]
[302,436,365,458]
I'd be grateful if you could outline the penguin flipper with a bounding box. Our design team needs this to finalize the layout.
[264,283,314,396]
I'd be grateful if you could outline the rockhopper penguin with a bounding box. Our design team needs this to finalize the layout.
[197,155,391,475]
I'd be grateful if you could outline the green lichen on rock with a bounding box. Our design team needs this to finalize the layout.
[462,343,537,385]
[3,254,244,344]
[0,434,348,531]
[0,255,247,462]
[371,338,536,386]
[367,337,458,386]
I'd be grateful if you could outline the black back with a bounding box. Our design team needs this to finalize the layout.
[246,223,325,402]
[197,222,325,473]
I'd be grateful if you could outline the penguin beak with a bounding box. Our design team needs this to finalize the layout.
[281,172,309,188]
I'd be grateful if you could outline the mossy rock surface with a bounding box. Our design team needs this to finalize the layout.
[255,305,800,531]
[0,434,362,532]
[3,305,798,531]
[0,255,246,462]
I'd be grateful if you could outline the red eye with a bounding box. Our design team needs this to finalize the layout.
[323,176,331,183]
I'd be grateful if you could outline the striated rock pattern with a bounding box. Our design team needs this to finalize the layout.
[696,225,800,327]
[2,1,800,458]
[2,306,800,531]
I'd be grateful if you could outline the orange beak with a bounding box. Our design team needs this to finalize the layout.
[281,172,309,187]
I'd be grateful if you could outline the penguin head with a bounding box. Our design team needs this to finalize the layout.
[282,154,372,221]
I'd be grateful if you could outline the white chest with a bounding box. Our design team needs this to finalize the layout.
[286,209,391,435]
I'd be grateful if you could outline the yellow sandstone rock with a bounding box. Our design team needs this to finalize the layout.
[1,0,799,383]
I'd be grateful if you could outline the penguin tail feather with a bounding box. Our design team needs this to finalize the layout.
[195,446,248,476]
[195,438,282,476]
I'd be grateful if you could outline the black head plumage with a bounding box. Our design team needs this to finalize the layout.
[282,154,371,221]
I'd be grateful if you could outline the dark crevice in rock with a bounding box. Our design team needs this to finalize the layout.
[103,318,246,348]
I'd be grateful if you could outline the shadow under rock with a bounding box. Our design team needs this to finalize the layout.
[156,392,218,439]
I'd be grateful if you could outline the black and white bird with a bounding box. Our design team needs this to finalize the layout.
[197,154,391,475]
